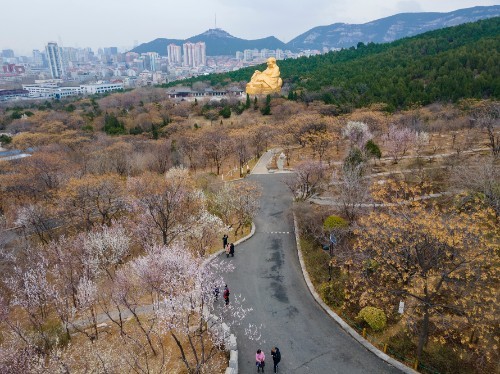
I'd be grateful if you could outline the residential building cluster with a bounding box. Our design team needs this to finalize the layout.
[0,39,338,102]
[235,47,339,63]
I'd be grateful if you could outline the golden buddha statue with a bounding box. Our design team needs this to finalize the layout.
[246,57,283,95]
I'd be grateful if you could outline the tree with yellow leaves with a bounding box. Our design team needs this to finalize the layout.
[350,181,499,365]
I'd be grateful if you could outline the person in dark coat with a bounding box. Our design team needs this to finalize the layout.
[223,285,230,305]
[222,234,228,249]
[229,242,235,257]
[271,347,281,373]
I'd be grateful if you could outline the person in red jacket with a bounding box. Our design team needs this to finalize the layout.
[256,349,266,372]
[223,285,230,306]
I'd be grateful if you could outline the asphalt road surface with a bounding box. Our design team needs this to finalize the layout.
[220,173,401,374]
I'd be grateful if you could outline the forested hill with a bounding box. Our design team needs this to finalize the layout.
[172,17,500,110]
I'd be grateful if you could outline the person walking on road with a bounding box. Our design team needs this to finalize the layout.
[271,347,281,373]
[256,349,266,372]
[223,285,230,306]
[222,234,228,249]
[225,243,231,258]
[229,242,235,257]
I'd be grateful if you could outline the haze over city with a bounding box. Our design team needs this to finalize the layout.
[1,0,497,55]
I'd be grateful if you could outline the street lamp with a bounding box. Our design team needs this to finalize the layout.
[328,232,337,281]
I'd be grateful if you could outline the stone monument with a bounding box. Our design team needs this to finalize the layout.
[277,152,286,170]
[246,57,283,95]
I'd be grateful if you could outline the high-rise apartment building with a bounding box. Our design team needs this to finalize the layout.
[182,42,206,67]
[182,43,194,67]
[32,49,45,67]
[45,42,65,79]
[2,49,14,58]
[167,44,181,65]
[145,52,159,71]
[195,42,206,66]
[104,47,118,56]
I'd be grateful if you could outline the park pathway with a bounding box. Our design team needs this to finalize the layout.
[220,159,401,373]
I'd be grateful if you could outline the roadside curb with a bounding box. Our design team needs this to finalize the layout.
[292,213,417,374]
[202,221,256,374]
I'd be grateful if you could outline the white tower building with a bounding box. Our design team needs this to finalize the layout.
[45,42,65,79]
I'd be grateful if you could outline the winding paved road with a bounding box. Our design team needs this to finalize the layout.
[220,167,401,373]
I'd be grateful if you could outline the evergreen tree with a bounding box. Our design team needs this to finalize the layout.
[220,106,231,119]
[152,124,159,139]
[103,112,126,135]
[261,94,271,115]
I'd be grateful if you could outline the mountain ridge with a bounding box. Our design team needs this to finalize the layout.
[130,5,500,55]
[287,5,500,50]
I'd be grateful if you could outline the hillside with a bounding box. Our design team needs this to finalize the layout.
[176,17,500,110]
[287,5,500,50]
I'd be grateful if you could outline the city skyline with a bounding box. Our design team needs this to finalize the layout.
[1,0,496,56]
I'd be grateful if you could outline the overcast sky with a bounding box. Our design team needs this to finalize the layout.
[1,0,497,55]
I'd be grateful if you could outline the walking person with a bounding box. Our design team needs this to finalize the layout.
[225,243,231,258]
[213,286,220,301]
[229,242,235,257]
[223,285,230,306]
[222,234,228,249]
[256,349,266,372]
[271,347,281,373]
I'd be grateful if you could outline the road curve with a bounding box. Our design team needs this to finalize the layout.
[220,173,401,373]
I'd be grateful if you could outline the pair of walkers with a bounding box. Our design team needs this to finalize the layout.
[256,347,281,373]
[214,284,230,305]
[223,234,235,258]
[225,243,235,257]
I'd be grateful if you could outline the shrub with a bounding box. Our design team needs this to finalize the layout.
[323,215,348,231]
[129,126,143,135]
[319,274,346,308]
[357,306,387,331]
[219,106,231,118]
[0,134,12,145]
[10,111,22,119]
[64,104,76,112]
[365,139,382,159]
[344,147,364,170]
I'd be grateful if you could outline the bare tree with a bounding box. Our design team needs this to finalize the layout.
[332,163,371,221]
[451,158,500,218]
[384,125,415,163]
[233,135,251,177]
[128,167,204,246]
[201,129,232,175]
[469,101,500,157]
[284,161,327,201]
[210,181,261,236]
